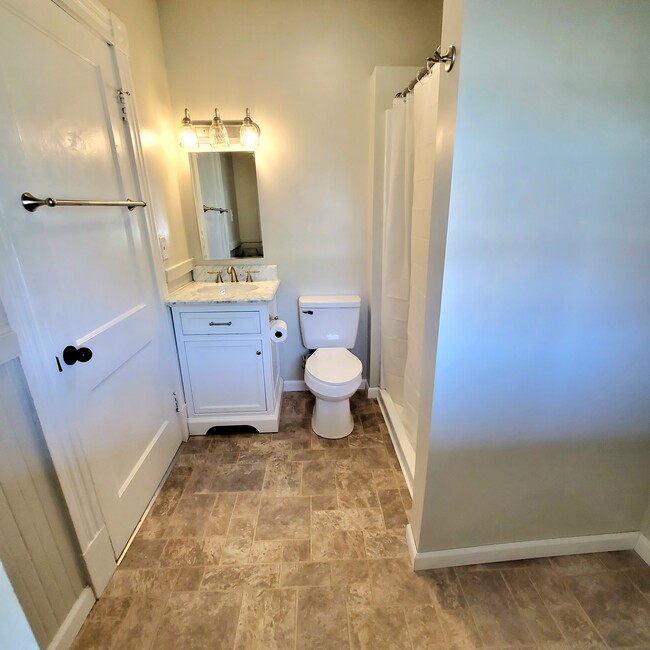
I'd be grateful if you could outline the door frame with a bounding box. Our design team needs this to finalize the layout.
[0,0,187,594]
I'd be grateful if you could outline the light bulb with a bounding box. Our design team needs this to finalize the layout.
[239,108,260,148]
[179,108,198,148]
[209,108,229,147]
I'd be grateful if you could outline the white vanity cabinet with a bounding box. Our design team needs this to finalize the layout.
[170,300,282,434]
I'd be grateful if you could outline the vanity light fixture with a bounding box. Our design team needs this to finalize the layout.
[209,108,230,147]
[178,107,261,148]
[179,108,199,148]
[239,108,260,148]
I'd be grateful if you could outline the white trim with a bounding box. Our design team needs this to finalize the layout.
[0,328,20,364]
[46,586,95,650]
[367,386,380,399]
[406,524,639,571]
[52,0,112,44]
[165,258,195,285]
[283,380,308,392]
[378,389,414,496]
[635,533,650,567]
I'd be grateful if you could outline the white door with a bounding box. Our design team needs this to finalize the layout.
[0,0,183,555]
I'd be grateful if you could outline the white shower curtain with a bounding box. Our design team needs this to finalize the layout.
[380,95,414,407]
[381,67,440,449]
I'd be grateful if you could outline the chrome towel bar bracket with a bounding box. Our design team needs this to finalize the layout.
[21,192,146,212]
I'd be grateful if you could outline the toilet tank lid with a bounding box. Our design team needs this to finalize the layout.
[299,295,361,309]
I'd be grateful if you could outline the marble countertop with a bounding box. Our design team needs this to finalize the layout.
[166,280,280,305]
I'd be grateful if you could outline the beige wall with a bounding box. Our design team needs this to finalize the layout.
[102,0,192,284]
[157,0,443,380]
[412,0,650,552]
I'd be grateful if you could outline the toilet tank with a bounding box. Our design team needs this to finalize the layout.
[299,295,361,349]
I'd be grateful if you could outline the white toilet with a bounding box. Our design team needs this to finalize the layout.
[298,295,363,439]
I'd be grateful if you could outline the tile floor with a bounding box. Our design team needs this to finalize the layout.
[72,392,650,650]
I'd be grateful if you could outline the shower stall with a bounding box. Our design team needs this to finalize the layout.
[372,53,448,492]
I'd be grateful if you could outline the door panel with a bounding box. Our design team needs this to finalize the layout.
[0,1,182,556]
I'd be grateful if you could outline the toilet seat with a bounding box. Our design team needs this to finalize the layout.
[305,348,362,398]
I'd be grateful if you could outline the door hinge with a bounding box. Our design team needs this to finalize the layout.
[117,89,131,122]
[173,392,180,412]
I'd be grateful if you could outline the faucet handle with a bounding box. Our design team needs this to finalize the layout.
[244,269,259,283]
[206,270,224,283]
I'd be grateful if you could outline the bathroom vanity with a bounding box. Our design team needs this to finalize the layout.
[167,268,282,434]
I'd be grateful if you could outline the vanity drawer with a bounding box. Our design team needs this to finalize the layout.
[180,311,261,335]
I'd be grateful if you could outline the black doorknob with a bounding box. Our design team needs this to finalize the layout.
[62,345,93,366]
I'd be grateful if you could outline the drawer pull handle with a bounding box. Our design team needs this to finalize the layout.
[209,321,233,326]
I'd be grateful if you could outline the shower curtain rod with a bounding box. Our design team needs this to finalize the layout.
[395,45,457,99]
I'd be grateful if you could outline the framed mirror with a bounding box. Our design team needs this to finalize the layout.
[188,152,263,260]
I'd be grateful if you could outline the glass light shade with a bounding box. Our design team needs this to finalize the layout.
[239,108,259,148]
[179,108,198,148]
[209,108,229,147]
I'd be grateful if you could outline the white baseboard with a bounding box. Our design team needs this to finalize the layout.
[406,524,640,571]
[283,380,307,392]
[47,586,95,650]
[635,533,650,567]
[367,386,380,399]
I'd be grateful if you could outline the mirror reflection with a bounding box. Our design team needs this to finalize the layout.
[189,152,263,260]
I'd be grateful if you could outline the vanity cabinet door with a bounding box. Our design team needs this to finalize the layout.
[184,339,266,414]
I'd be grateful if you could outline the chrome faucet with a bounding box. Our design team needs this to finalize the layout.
[226,265,239,282]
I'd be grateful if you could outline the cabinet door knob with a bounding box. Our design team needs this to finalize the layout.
[256,350,261,355]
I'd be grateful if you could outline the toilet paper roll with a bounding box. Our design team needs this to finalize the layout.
[270,319,288,342]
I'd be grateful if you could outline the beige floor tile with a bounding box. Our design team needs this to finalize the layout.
[377,489,409,529]
[262,459,302,495]
[200,564,280,591]
[220,517,254,565]
[312,495,338,511]
[280,561,331,586]
[109,593,168,650]
[249,540,284,563]
[234,587,296,649]
[625,566,650,594]
[527,567,606,648]
[296,586,350,649]
[312,529,366,561]
[211,461,267,492]
[549,554,607,576]
[160,539,207,567]
[596,549,648,571]
[404,604,446,648]
[255,496,311,540]
[282,539,311,562]
[502,568,564,643]
[336,466,380,509]
[119,539,167,569]
[330,559,370,585]
[153,591,242,649]
[301,459,337,495]
[456,570,534,647]
[363,530,409,559]
[313,507,385,532]
[348,605,411,650]
[73,397,647,650]
[368,558,434,606]
[566,570,650,647]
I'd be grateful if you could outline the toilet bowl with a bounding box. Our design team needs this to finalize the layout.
[304,348,362,439]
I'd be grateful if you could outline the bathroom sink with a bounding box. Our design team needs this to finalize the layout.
[196,283,259,296]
